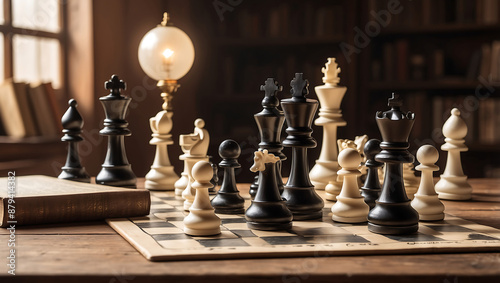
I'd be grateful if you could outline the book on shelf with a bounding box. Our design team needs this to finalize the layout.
[377,0,500,27]
[28,82,60,137]
[0,79,61,139]
[433,95,500,145]
[0,79,31,138]
[13,82,38,137]
[0,175,151,227]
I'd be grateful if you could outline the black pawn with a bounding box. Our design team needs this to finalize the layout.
[361,139,383,209]
[368,93,419,235]
[251,78,287,199]
[246,150,293,230]
[95,75,137,188]
[58,99,90,183]
[208,157,218,195]
[211,140,245,214]
[249,176,259,199]
[281,73,324,220]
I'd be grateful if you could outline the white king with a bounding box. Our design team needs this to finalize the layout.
[309,58,347,192]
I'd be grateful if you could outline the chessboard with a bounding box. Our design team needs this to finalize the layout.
[106,190,500,261]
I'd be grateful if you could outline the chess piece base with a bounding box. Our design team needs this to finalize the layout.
[214,207,245,214]
[247,221,292,231]
[96,165,137,188]
[331,214,367,224]
[411,195,445,221]
[245,200,293,230]
[405,186,418,200]
[184,227,221,236]
[325,181,342,201]
[211,193,245,214]
[367,222,418,235]
[183,200,193,211]
[331,196,369,224]
[368,199,420,235]
[435,175,472,200]
[360,187,380,210]
[145,165,177,191]
[174,173,189,194]
[310,160,339,190]
[282,187,323,221]
[419,213,445,221]
[58,167,90,183]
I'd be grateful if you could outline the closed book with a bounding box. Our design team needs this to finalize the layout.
[12,82,38,136]
[0,79,28,137]
[28,82,59,137]
[42,82,63,132]
[0,175,150,227]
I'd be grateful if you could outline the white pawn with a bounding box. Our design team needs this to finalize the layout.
[435,108,472,200]
[411,145,445,221]
[184,161,221,236]
[403,163,420,200]
[331,148,369,223]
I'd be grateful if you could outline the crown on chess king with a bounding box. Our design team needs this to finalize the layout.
[322,58,341,86]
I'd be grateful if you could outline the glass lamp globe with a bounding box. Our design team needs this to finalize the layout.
[138,18,195,81]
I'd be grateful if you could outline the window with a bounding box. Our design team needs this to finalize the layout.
[0,0,65,89]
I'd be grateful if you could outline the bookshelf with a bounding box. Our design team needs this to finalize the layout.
[359,0,500,178]
[0,136,65,176]
[191,0,358,181]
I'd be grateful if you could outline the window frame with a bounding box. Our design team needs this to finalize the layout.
[0,0,67,95]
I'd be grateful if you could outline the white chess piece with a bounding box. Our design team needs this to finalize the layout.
[175,119,210,196]
[184,161,221,236]
[309,58,347,190]
[435,108,473,200]
[145,110,179,190]
[331,148,369,223]
[325,137,368,201]
[411,145,445,221]
[403,163,420,200]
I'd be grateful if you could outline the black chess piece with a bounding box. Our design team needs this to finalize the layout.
[95,75,137,188]
[246,150,293,230]
[368,93,419,235]
[58,99,90,183]
[281,73,324,220]
[250,78,287,199]
[249,175,259,199]
[208,157,218,195]
[361,139,383,210]
[211,139,245,214]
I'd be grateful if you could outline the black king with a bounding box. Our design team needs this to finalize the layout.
[281,73,324,220]
[96,75,137,188]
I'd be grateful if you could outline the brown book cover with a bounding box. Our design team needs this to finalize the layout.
[12,82,38,136]
[0,79,28,137]
[0,175,150,227]
[42,82,63,132]
[28,82,59,137]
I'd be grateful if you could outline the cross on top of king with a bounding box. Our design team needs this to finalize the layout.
[260,78,282,109]
[290,73,309,100]
[105,75,126,97]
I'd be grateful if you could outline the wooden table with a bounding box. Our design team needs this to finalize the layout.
[1,179,499,283]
